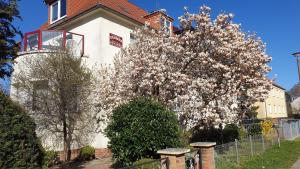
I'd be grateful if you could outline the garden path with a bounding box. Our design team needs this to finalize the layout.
[52,158,113,169]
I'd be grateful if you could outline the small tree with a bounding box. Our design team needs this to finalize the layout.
[0,0,22,77]
[0,92,44,168]
[12,50,95,161]
[105,97,181,166]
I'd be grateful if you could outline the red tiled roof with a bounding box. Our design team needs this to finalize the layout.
[40,22,48,30]
[42,0,149,30]
[98,0,148,23]
[144,10,174,22]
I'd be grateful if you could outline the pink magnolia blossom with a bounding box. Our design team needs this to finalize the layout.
[96,6,272,129]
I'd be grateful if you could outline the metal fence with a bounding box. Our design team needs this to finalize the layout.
[214,123,280,169]
[115,120,300,169]
[280,119,300,140]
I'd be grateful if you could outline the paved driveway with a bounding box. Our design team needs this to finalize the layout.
[52,158,113,169]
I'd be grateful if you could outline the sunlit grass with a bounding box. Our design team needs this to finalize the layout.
[216,137,300,169]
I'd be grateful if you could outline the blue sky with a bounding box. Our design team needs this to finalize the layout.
[2,0,300,91]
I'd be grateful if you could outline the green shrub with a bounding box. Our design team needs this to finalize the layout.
[79,146,95,161]
[181,130,192,148]
[0,92,45,168]
[105,97,182,166]
[44,150,58,167]
[190,124,239,145]
[223,124,239,141]
[244,123,262,135]
[238,127,247,139]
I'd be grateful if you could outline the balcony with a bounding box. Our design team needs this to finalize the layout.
[18,30,84,57]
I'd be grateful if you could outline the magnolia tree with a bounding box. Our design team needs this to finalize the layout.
[97,6,272,130]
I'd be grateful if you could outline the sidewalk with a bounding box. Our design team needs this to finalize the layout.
[291,158,300,169]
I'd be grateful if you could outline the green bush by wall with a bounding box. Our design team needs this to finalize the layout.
[44,150,58,167]
[79,145,95,161]
[105,97,182,166]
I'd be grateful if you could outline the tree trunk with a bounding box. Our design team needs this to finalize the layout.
[63,117,69,161]
[67,131,72,161]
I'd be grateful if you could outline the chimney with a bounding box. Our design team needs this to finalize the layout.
[143,9,174,33]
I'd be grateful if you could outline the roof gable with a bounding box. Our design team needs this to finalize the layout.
[42,0,149,29]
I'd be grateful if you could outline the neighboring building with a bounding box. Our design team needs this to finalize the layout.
[11,0,174,158]
[254,83,288,119]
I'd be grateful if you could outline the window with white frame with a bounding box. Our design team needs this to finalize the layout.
[163,19,172,34]
[268,104,272,113]
[165,20,171,33]
[160,17,172,34]
[50,0,66,23]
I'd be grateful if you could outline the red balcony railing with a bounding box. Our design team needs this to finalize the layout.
[20,30,84,57]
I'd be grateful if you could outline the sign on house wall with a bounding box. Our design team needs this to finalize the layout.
[109,33,123,48]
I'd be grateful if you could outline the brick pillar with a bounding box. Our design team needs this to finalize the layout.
[190,142,216,169]
[157,148,190,169]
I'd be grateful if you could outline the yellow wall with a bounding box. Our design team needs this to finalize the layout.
[254,85,288,119]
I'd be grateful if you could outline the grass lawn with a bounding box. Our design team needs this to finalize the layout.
[215,139,268,169]
[240,138,300,169]
[216,139,300,169]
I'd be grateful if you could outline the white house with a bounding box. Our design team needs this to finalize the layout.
[11,0,175,158]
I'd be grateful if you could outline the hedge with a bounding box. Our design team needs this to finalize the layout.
[0,92,44,168]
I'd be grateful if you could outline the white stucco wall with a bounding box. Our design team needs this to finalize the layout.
[68,10,137,69]
[66,11,138,149]
[12,9,142,150]
[68,16,102,68]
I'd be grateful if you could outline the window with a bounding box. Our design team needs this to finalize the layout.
[26,32,39,51]
[268,104,272,113]
[130,33,136,44]
[279,106,283,113]
[163,19,171,34]
[50,0,67,23]
[52,2,58,21]
[165,20,171,33]
[60,0,66,16]
[272,90,275,97]
[160,17,172,34]
[32,80,49,111]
